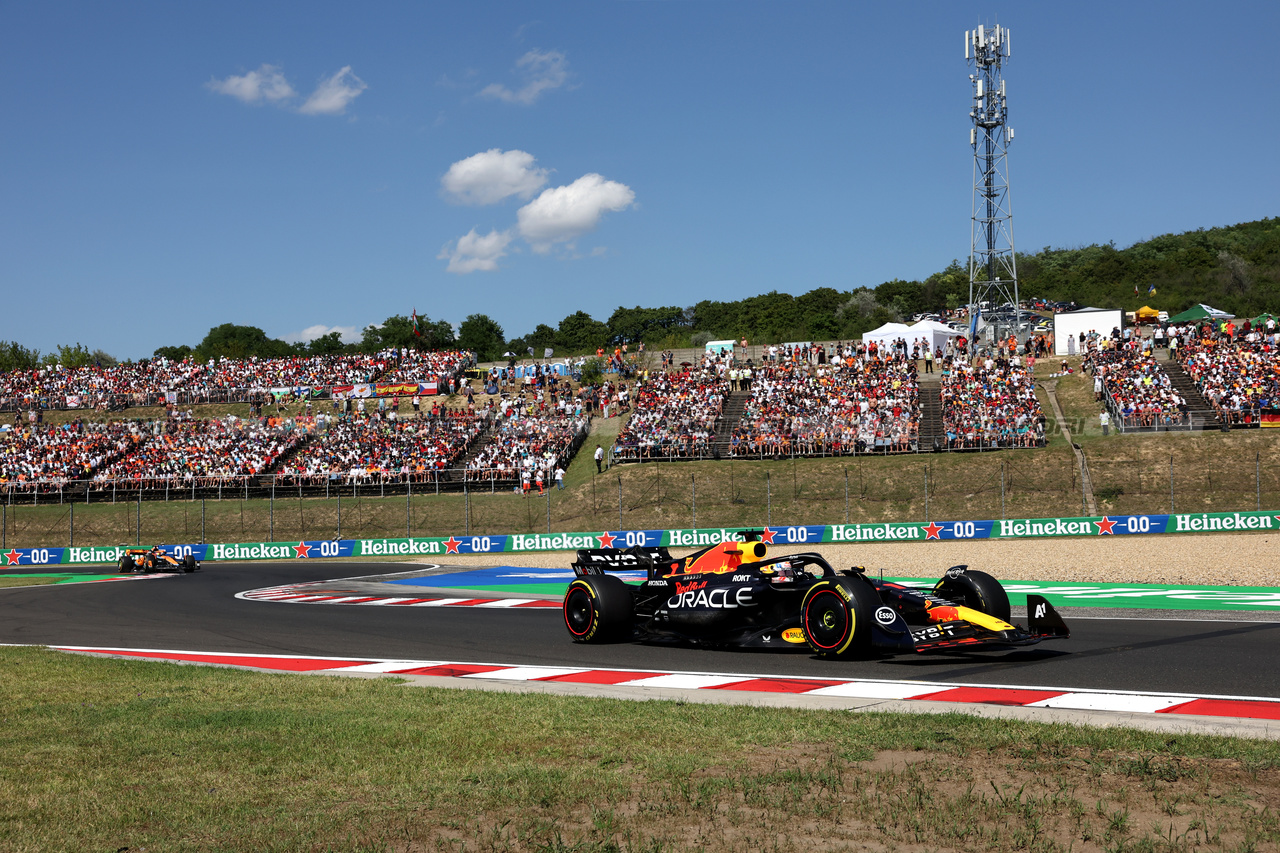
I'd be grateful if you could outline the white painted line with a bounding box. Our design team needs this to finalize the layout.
[474,599,528,608]
[462,666,586,681]
[358,598,418,606]
[1029,692,1189,713]
[618,674,748,689]
[805,681,933,699]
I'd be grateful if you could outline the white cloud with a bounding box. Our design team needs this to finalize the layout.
[438,228,514,273]
[480,49,569,105]
[284,324,359,344]
[441,149,549,206]
[516,174,635,252]
[207,64,296,104]
[299,66,367,115]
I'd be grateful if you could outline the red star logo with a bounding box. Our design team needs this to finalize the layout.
[759,527,776,544]
[444,536,461,554]
[4,549,21,566]
[597,531,617,548]
[1095,516,1117,535]
[293,541,311,558]
[923,522,943,540]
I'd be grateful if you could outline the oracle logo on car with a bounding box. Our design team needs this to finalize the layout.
[666,586,755,610]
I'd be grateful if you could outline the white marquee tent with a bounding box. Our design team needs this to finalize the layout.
[861,322,913,350]
[906,320,963,352]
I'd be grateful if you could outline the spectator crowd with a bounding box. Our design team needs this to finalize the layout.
[940,354,1046,448]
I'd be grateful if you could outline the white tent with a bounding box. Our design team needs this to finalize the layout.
[906,320,962,353]
[861,322,913,351]
[1053,307,1123,356]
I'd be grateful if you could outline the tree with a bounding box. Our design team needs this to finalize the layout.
[457,314,506,362]
[154,344,193,361]
[359,315,415,352]
[306,332,349,355]
[195,324,292,361]
[556,311,609,353]
[43,343,94,368]
[0,340,41,373]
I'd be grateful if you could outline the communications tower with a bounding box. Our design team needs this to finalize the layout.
[966,23,1018,342]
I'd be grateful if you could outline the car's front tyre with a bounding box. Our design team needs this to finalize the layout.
[564,575,633,643]
[182,554,197,573]
[801,578,878,659]
[934,569,1010,622]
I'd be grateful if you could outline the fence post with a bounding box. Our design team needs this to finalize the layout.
[618,476,623,530]
[1258,451,1262,511]
[1000,460,1005,521]
[546,484,551,534]
[68,503,72,548]
[844,469,849,523]
[2,503,5,548]
[767,471,772,526]
[407,486,411,538]
[464,479,470,536]
[137,492,141,546]
[691,473,696,528]
[201,499,206,543]
[925,468,929,524]
[1170,454,1174,513]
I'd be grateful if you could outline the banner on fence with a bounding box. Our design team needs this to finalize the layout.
[6,509,1280,567]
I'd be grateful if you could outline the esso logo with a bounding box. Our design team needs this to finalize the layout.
[875,606,897,625]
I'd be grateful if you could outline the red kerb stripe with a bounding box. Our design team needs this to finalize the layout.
[710,678,848,694]
[910,687,1066,706]
[1159,698,1280,720]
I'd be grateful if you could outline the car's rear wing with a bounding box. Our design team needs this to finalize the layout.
[572,546,674,578]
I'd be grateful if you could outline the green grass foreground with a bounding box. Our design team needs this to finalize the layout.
[3,646,1279,852]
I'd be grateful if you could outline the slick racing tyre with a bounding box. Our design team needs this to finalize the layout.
[801,577,878,660]
[118,555,136,573]
[564,575,634,643]
[933,569,1011,622]
[182,554,197,573]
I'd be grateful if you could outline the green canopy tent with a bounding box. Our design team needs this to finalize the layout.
[1166,303,1235,324]
[1254,313,1277,327]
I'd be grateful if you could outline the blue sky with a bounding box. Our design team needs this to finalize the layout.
[2,1,1277,361]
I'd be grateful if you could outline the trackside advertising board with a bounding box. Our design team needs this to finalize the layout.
[3,509,1280,566]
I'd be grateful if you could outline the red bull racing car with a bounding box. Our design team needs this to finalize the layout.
[563,534,1068,658]
[118,545,200,573]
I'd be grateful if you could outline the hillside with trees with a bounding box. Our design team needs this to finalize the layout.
[3,217,1275,370]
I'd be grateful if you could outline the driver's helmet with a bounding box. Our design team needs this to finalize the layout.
[772,560,796,582]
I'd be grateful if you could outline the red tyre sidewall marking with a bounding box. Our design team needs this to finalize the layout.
[804,589,851,651]
[563,582,595,639]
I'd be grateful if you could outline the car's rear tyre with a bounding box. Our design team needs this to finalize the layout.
[801,577,878,659]
[563,575,633,643]
[934,569,1010,622]
[182,554,197,573]
[119,555,135,573]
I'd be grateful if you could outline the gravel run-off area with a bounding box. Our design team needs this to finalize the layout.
[414,532,1280,588]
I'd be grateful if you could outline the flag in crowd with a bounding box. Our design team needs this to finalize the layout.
[411,309,421,337]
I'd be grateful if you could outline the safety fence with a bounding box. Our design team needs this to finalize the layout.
[3,508,1279,567]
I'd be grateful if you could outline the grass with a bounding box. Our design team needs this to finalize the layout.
[7,362,1280,550]
[0,576,60,588]
[2,644,1279,852]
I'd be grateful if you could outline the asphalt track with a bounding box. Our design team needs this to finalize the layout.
[4,561,1280,701]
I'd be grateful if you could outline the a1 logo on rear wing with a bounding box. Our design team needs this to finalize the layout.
[572,546,674,576]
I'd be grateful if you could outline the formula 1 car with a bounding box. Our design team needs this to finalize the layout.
[118,546,200,573]
[563,535,1068,658]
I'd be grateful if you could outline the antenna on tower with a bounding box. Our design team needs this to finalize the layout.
[966,22,1019,346]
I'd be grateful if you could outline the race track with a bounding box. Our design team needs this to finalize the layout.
[4,560,1280,700]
